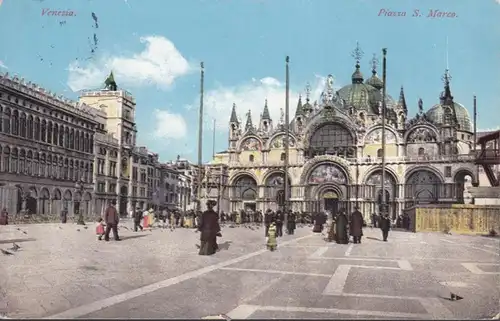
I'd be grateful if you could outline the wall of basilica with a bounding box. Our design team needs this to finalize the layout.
[212,68,480,220]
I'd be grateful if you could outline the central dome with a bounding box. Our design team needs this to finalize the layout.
[426,102,472,132]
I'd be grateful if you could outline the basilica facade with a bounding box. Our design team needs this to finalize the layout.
[212,58,478,220]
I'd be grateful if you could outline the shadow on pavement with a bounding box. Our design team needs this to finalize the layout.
[120,234,149,241]
[366,236,383,241]
[218,241,232,251]
[0,238,37,245]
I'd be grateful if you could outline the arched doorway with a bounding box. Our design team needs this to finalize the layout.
[321,189,340,215]
[454,170,474,204]
[231,174,257,212]
[365,170,398,219]
[119,186,128,217]
[63,190,72,213]
[83,192,92,217]
[305,163,348,214]
[40,188,50,215]
[27,187,38,215]
[405,169,442,206]
[263,172,291,211]
[52,189,62,215]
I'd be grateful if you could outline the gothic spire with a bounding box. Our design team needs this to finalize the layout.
[262,99,271,120]
[245,109,253,131]
[441,69,454,105]
[398,86,407,111]
[295,95,304,116]
[230,103,238,123]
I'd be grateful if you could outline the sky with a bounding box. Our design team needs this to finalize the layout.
[0,0,499,163]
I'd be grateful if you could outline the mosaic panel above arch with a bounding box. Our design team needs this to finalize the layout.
[240,137,262,151]
[307,163,347,185]
[364,129,396,144]
[407,127,437,143]
[270,134,296,149]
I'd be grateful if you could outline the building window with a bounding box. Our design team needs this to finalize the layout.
[418,147,425,156]
[377,149,383,158]
[97,182,105,193]
[445,166,452,178]
[109,183,116,193]
[249,155,254,162]
[280,153,286,161]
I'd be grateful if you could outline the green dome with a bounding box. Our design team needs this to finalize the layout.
[365,71,383,90]
[426,102,472,132]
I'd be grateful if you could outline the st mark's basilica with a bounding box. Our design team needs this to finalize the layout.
[212,48,477,220]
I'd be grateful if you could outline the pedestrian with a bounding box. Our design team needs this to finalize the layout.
[198,200,221,256]
[380,213,391,242]
[350,207,364,244]
[133,207,143,232]
[286,211,296,235]
[267,221,277,251]
[96,217,106,240]
[313,212,326,233]
[335,210,349,244]
[264,209,273,237]
[275,210,284,237]
[402,213,411,231]
[327,214,337,242]
[0,208,8,225]
[103,200,120,241]
[371,213,377,228]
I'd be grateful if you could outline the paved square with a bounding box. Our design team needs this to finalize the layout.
[0,223,499,319]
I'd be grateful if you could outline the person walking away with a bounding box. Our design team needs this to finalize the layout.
[287,211,296,235]
[327,214,337,242]
[402,213,411,231]
[133,207,143,232]
[313,212,326,233]
[380,213,391,241]
[350,207,364,244]
[198,200,221,256]
[267,221,278,251]
[169,211,176,230]
[0,208,8,225]
[335,210,349,244]
[275,210,284,237]
[264,209,273,237]
[104,201,120,241]
[371,213,377,228]
[96,217,106,240]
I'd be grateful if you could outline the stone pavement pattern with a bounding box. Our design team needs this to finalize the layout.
[0,222,499,319]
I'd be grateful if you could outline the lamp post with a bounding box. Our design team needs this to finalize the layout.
[75,178,86,225]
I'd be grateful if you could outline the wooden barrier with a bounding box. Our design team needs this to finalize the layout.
[405,204,500,235]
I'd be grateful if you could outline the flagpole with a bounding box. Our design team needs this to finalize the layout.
[381,48,387,217]
[197,62,204,212]
[284,56,290,212]
[212,118,216,160]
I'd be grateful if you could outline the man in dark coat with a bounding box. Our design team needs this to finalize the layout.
[104,200,120,241]
[133,207,143,232]
[286,210,296,235]
[335,210,349,244]
[313,212,326,233]
[275,210,284,237]
[350,207,364,244]
[198,200,221,256]
[380,213,391,241]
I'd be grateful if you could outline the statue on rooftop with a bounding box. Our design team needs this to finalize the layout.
[104,71,118,91]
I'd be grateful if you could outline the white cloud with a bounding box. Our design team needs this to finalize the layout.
[479,126,500,132]
[496,0,500,4]
[67,36,193,92]
[153,109,188,139]
[0,60,7,70]
[200,74,336,132]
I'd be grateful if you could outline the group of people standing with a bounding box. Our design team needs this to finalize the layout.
[311,208,393,243]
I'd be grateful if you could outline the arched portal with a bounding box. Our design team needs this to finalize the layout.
[263,172,291,212]
[305,162,348,214]
[454,170,474,204]
[231,174,258,212]
[40,188,50,215]
[27,187,38,215]
[365,170,398,219]
[52,189,62,216]
[405,169,442,205]
[307,122,356,158]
